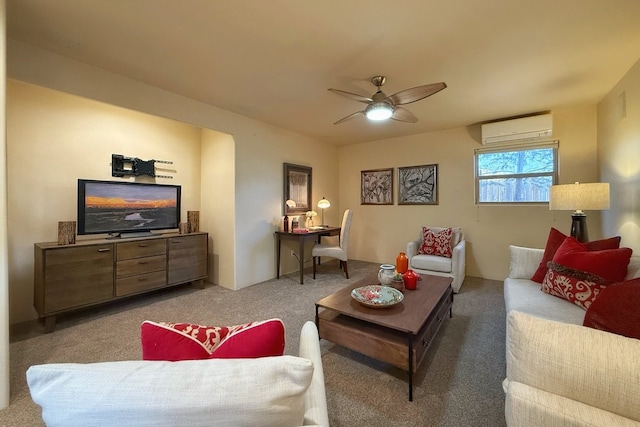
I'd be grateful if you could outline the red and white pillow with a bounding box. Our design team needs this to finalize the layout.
[541,262,610,310]
[141,318,285,361]
[419,227,453,258]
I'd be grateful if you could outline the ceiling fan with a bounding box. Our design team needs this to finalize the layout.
[328,76,446,125]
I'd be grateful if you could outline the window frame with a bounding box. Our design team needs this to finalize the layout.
[474,140,559,205]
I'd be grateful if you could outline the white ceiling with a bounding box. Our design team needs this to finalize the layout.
[7,0,640,146]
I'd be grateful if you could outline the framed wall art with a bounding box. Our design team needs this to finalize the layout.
[398,164,438,205]
[361,168,394,205]
[283,163,312,215]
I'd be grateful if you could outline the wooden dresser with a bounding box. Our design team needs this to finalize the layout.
[34,232,208,332]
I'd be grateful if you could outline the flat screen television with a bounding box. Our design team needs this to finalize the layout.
[77,179,181,237]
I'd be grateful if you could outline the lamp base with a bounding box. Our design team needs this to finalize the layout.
[570,214,588,243]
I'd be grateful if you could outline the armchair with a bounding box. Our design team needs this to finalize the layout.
[406,226,466,293]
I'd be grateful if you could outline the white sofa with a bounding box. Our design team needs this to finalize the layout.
[27,321,329,427]
[406,226,466,293]
[504,245,640,426]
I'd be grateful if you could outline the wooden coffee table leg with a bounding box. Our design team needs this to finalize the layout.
[408,334,413,401]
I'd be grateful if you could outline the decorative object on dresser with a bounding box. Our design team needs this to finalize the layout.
[57,221,76,245]
[187,210,200,233]
[34,232,208,333]
[549,181,610,242]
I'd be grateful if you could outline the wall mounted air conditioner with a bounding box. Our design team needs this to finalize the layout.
[481,114,553,145]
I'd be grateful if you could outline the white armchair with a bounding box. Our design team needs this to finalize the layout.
[406,226,466,293]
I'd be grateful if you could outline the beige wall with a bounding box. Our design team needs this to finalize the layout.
[598,58,640,253]
[7,80,205,323]
[339,106,601,281]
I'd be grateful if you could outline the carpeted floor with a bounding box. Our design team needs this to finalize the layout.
[1,260,507,426]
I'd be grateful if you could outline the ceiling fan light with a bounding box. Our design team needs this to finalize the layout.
[365,102,393,121]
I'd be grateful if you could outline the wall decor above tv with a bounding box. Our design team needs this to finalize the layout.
[77,179,181,238]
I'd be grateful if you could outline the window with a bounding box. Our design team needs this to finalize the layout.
[475,141,558,204]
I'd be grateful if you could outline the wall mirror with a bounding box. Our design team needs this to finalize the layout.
[283,163,312,215]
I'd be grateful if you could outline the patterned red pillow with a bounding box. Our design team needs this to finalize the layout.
[583,277,640,339]
[541,262,610,310]
[419,227,453,258]
[530,228,621,283]
[141,318,285,361]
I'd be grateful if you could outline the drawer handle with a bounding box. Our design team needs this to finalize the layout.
[138,261,148,265]
[437,315,443,323]
[171,240,181,244]
[97,248,111,252]
[421,339,429,347]
[138,277,148,282]
[138,244,149,247]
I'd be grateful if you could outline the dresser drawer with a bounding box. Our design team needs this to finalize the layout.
[116,255,166,278]
[117,239,166,260]
[116,270,167,297]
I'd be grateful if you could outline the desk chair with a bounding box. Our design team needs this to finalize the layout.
[312,209,353,279]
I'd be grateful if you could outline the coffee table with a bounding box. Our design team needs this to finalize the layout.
[315,273,453,401]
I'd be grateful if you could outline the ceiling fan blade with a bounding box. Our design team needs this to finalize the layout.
[334,111,365,125]
[328,88,373,104]
[386,82,447,106]
[390,107,418,123]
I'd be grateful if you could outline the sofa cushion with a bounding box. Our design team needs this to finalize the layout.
[506,311,640,422]
[540,262,609,310]
[27,356,314,427]
[509,245,544,279]
[583,277,640,340]
[141,318,285,361]
[419,226,453,257]
[504,277,586,325]
[531,228,621,283]
[552,237,632,283]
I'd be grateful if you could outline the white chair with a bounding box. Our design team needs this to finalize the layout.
[312,209,353,279]
[406,226,466,293]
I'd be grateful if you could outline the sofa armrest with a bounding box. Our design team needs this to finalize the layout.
[508,245,544,279]
[298,321,329,427]
[506,311,640,422]
[450,239,466,292]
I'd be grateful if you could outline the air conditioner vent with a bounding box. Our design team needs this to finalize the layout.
[481,114,553,145]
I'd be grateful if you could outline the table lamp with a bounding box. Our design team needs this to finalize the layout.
[549,182,610,243]
[284,199,296,232]
[317,197,330,226]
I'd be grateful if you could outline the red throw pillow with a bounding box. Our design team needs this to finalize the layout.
[419,227,453,258]
[141,318,285,361]
[541,262,609,310]
[530,228,621,283]
[583,277,640,339]
[552,237,632,283]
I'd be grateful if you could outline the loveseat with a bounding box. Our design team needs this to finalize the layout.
[503,244,640,426]
[406,226,466,293]
[27,321,329,427]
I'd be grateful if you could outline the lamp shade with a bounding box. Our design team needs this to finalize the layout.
[317,198,330,209]
[549,182,610,212]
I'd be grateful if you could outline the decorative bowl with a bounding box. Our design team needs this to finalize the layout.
[351,285,404,308]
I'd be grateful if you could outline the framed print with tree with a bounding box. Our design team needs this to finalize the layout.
[283,163,312,215]
[398,164,438,205]
[361,168,394,205]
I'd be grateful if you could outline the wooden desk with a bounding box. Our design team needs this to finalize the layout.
[275,227,341,284]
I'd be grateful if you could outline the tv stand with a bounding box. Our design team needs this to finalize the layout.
[34,232,208,333]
